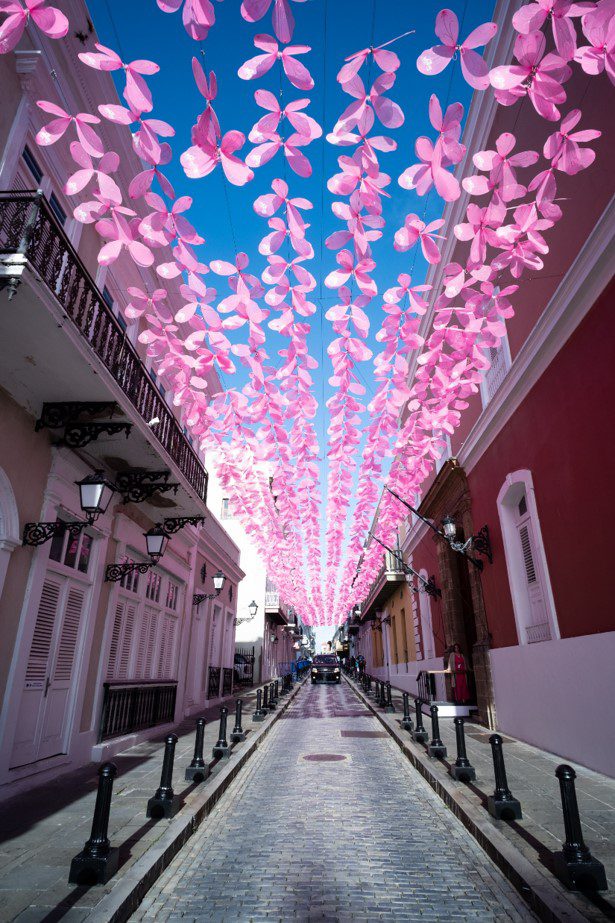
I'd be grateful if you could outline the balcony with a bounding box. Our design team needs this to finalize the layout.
[264,584,289,624]
[0,191,207,506]
[359,551,406,620]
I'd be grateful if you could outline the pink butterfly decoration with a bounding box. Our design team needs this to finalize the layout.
[78,43,159,113]
[463,132,538,202]
[489,30,572,121]
[394,214,445,265]
[512,0,586,63]
[249,90,322,143]
[238,34,314,90]
[182,129,254,185]
[0,0,68,54]
[246,131,313,177]
[240,0,307,44]
[398,96,465,203]
[543,109,601,174]
[417,8,497,90]
[65,142,121,203]
[337,44,400,86]
[95,209,154,267]
[575,1,615,85]
[333,73,405,134]
[129,142,176,200]
[156,0,218,41]
[35,101,104,158]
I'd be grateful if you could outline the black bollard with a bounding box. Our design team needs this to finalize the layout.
[411,697,429,744]
[427,705,447,759]
[212,706,231,759]
[262,683,270,713]
[552,765,608,891]
[450,717,476,781]
[378,681,386,707]
[69,762,119,884]
[384,681,396,713]
[252,687,265,722]
[487,734,522,820]
[231,698,246,743]
[147,735,181,818]
[185,717,210,783]
[274,679,279,702]
[268,682,277,710]
[401,693,413,732]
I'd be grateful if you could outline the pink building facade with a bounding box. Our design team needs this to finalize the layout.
[351,3,615,777]
[0,2,244,797]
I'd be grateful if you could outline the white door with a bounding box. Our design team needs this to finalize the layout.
[516,498,550,642]
[10,577,86,767]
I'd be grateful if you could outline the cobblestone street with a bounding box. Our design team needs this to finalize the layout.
[133,682,536,922]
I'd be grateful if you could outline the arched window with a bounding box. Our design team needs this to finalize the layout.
[497,470,560,644]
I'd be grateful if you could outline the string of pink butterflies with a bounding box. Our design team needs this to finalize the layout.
[1,0,611,626]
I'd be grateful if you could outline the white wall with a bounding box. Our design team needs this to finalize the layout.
[490,632,615,777]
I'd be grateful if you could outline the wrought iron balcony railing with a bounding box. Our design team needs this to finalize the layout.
[0,190,208,503]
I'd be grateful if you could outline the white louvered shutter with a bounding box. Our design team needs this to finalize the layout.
[25,580,61,687]
[118,603,136,679]
[53,587,84,682]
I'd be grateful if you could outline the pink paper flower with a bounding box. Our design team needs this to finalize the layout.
[0,0,68,54]
[238,34,314,90]
[417,8,497,90]
[394,214,445,265]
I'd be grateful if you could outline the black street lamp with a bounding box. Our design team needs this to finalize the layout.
[144,524,169,563]
[384,485,492,570]
[193,570,226,606]
[23,470,116,546]
[235,599,258,626]
[105,516,204,582]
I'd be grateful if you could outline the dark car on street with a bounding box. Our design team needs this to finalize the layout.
[311,654,341,684]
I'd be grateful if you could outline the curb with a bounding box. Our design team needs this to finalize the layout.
[345,677,589,923]
[88,680,304,923]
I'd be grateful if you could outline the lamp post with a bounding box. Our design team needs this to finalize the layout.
[235,599,258,626]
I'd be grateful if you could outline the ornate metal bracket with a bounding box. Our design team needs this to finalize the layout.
[162,516,205,534]
[105,561,154,582]
[63,421,132,449]
[422,575,442,599]
[23,520,87,547]
[234,615,255,626]
[35,401,119,431]
[193,590,221,606]
[471,525,493,565]
[114,470,178,504]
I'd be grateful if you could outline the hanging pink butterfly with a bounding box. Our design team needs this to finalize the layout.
[334,73,405,134]
[575,1,615,85]
[139,193,203,247]
[249,90,322,143]
[0,0,68,54]
[129,142,176,200]
[238,34,314,90]
[394,214,445,265]
[337,44,400,85]
[463,132,538,202]
[512,0,586,63]
[324,249,377,297]
[95,209,154,267]
[125,286,168,321]
[246,131,313,177]
[78,43,159,113]
[98,102,175,163]
[156,0,217,41]
[190,57,220,144]
[453,201,505,266]
[417,9,497,90]
[489,31,571,121]
[35,101,103,157]
[240,0,307,44]
[543,109,601,175]
[64,142,121,203]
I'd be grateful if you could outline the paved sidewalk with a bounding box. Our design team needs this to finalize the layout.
[351,676,615,923]
[0,684,276,922]
[133,682,538,922]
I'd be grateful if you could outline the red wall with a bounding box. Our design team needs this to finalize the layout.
[468,278,615,647]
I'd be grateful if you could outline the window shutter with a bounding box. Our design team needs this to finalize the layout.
[53,587,84,682]
[519,525,537,584]
[135,610,150,678]
[107,602,124,679]
[25,580,61,685]
[118,603,136,679]
[164,618,177,678]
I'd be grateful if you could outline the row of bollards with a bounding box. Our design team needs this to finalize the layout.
[357,675,608,892]
[70,673,295,887]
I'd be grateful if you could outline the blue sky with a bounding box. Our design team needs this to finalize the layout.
[87,0,494,640]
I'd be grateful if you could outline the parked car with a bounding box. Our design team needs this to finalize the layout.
[311,654,341,684]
